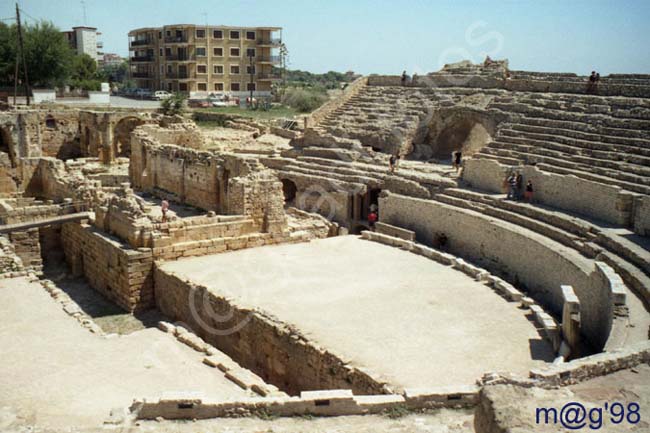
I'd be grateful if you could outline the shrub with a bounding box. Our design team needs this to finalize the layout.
[281,88,327,113]
[161,93,186,115]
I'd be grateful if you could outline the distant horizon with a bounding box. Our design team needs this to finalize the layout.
[2,0,650,76]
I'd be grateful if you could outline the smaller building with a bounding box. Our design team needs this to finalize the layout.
[63,26,103,62]
[101,53,124,67]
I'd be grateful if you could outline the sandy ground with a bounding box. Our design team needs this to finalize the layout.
[0,277,252,430]
[160,236,555,391]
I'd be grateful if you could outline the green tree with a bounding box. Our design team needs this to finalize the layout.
[0,20,74,88]
[23,20,74,87]
[161,93,186,115]
[71,53,97,81]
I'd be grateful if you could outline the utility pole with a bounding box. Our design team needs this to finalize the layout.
[15,3,30,105]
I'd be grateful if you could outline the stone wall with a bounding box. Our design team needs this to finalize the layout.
[307,75,368,128]
[130,127,286,232]
[634,196,650,236]
[61,222,154,311]
[379,192,617,350]
[367,74,650,98]
[154,268,388,396]
[8,228,42,274]
[462,158,635,226]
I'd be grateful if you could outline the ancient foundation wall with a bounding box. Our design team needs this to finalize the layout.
[154,268,387,396]
[379,192,616,350]
[61,222,154,311]
[462,158,634,226]
[8,228,42,274]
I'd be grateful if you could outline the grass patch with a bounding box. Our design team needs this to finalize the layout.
[382,404,411,419]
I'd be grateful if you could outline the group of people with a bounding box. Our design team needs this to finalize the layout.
[504,172,534,203]
[587,71,601,94]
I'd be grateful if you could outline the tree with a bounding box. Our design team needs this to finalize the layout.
[0,20,74,88]
[98,60,128,84]
[71,53,97,81]
[160,93,186,115]
[22,20,74,87]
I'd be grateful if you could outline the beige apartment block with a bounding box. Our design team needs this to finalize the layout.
[128,25,282,98]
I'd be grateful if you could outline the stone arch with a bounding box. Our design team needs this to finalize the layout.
[281,179,297,204]
[113,116,145,158]
[413,108,498,161]
[0,125,16,167]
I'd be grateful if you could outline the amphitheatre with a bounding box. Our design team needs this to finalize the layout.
[1,59,649,432]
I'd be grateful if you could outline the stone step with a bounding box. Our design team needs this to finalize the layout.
[489,102,650,131]
[513,115,650,140]
[508,122,650,149]
[500,128,650,162]
[536,163,650,195]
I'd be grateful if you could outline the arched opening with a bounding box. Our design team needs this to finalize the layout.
[113,117,145,158]
[0,126,16,167]
[413,109,496,162]
[45,116,57,129]
[281,179,297,205]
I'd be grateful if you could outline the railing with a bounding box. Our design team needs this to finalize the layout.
[131,56,153,62]
[131,72,151,78]
[257,38,282,45]
[257,55,281,63]
[165,72,195,79]
[130,39,152,47]
[165,35,188,43]
[257,72,282,79]
[166,54,195,61]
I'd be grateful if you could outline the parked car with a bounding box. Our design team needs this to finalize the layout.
[153,90,172,100]
[134,88,153,99]
[187,98,211,108]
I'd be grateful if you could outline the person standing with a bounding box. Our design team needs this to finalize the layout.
[161,199,170,223]
[401,70,408,86]
[524,180,534,203]
[454,151,463,173]
[507,173,517,200]
[368,210,378,230]
[515,172,523,200]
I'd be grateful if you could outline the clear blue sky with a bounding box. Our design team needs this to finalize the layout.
[3,0,650,75]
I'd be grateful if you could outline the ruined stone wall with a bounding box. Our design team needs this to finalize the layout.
[38,111,81,159]
[634,196,650,236]
[367,75,650,98]
[308,75,368,128]
[8,228,42,274]
[154,268,387,396]
[61,222,154,311]
[462,159,635,226]
[379,192,615,350]
[0,153,18,195]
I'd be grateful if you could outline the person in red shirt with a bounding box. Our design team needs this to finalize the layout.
[368,211,378,230]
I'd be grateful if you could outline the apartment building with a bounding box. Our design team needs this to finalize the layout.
[63,26,104,62]
[128,25,282,97]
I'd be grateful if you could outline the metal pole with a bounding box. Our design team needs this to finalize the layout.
[249,54,254,106]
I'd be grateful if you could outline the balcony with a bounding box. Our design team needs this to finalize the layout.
[130,55,154,62]
[130,39,152,47]
[257,37,282,46]
[257,72,282,80]
[131,72,151,78]
[257,55,281,64]
[165,54,195,61]
[165,35,188,43]
[165,72,195,79]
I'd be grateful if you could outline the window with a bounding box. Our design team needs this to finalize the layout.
[246,65,255,74]
[159,48,163,56]
[167,65,172,73]
[246,48,256,57]
[247,82,256,91]
[196,28,205,38]
[229,30,240,39]
[214,82,224,91]
[197,64,207,74]
[246,31,255,40]
[45,116,56,129]
[213,65,224,74]
[213,47,223,57]
[213,29,223,39]
[230,47,240,57]
[165,48,172,56]
[198,82,207,91]
[230,65,240,74]
[230,82,240,91]
[179,83,187,91]
[196,47,206,57]
[158,31,162,39]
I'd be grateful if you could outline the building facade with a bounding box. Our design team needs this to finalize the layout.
[128,25,282,97]
[63,26,103,62]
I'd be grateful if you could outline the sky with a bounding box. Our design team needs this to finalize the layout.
[2,0,650,75]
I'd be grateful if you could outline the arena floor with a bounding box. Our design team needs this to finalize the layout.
[160,236,556,391]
